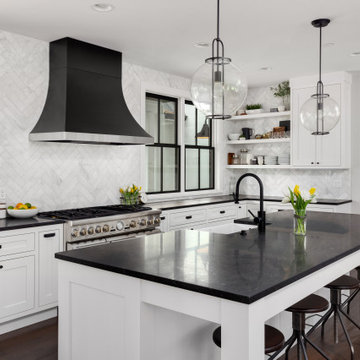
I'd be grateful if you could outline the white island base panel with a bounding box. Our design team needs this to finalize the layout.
[58,251,360,360]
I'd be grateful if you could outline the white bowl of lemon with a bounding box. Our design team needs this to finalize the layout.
[7,203,38,218]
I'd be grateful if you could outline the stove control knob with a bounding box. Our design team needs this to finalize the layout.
[95,226,102,234]
[130,220,137,228]
[147,218,154,226]
[154,217,161,226]
[116,221,124,231]
[71,229,79,237]
[80,228,87,236]
[88,227,94,235]
[139,219,147,226]
[103,224,110,232]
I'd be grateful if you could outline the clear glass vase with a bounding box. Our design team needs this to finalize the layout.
[120,195,141,206]
[293,213,307,235]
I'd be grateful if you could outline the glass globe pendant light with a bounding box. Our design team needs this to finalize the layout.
[300,19,340,135]
[190,0,247,120]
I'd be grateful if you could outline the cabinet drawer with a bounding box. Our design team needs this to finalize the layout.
[207,205,236,221]
[169,209,206,228]
[0,233,35,257]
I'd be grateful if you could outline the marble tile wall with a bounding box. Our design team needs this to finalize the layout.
[222,85,351,199]
[0,30,190,210]
[0,29,351,211]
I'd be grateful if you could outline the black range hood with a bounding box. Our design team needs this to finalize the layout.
[29,37,154,145]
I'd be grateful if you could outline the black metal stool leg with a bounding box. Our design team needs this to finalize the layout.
[299,336,309,360]
[283,333,297,360]
[333,309,338,343]
[306,307,334,336]
[340,307,360,330]
[343,288,360,315]
[303,334,331,360]
[307,306,333,337]
[337,308,354,360]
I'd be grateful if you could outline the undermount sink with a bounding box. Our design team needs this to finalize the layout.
[199,222,257,234]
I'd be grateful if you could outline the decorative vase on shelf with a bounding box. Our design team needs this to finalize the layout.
[293,212,307,236]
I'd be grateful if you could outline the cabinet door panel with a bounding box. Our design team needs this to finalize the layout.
[38,230,60,306]
[292,86,317,166]
[316,84,341,166]
[0,256,35,319]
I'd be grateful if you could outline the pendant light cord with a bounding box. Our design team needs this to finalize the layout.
[217,0,220,40]
[319,26,322,83]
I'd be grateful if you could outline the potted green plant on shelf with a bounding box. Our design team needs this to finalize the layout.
[282,185,316,236]
[119,184,142,206]
[271,81,290,111]
[245,104,263,115]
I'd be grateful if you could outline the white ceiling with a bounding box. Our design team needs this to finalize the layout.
[1,0,360,86]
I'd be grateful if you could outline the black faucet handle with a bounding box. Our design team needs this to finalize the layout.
[248,209,259,224]
[248,209,256,218]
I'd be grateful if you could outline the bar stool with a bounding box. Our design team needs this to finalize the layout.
[307,275,360,360]
[268,294,330,360]
[212,324,285,356]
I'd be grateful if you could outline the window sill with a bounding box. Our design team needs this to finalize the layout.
[146,190,225,203]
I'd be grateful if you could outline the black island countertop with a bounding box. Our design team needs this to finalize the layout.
[150,194,351,210]
[0,216,65,232]
[56,211,360,304]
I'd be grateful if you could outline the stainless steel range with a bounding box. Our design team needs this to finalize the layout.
[38,205,161,250]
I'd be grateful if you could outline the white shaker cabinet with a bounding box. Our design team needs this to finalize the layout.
[0,256,35,319]
[291,72,351,168]
[0,224,63,334]
[38,229,61,307]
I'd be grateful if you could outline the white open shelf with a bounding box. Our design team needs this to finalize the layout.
[226,165,291,169]
[226,165,347,170]
[229,111,290,121]
[226,138,291,145]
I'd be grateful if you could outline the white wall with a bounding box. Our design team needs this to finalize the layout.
[222,85,351,199]
[351,72,360,213]
[0,30,190,210]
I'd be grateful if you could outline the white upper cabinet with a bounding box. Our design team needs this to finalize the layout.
[291,72,351,168]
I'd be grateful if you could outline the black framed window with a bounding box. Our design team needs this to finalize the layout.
[184,101,215,191]
[145,93,180,194]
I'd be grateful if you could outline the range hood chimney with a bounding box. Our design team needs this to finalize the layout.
[30,37,154,145]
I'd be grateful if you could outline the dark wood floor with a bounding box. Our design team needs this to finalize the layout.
[1,294,360,360]
[0,318,57,360]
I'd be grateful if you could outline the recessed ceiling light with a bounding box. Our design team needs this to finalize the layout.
[92,3,114,12]
[351,51,360,56]
[194,42,209,48]
[260,66,272,71]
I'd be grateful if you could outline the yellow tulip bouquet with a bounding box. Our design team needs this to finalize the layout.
[119,184,142,206]
[283,185,316,235]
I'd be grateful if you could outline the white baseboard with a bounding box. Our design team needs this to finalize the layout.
[0,308,57,335]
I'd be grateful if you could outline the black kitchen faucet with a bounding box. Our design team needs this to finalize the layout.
[234,173,266,232]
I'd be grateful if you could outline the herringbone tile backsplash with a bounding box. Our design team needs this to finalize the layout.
[0,30,350,211]
[0,30,190,210]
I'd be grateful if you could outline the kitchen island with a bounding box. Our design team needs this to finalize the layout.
[55,211,360,360]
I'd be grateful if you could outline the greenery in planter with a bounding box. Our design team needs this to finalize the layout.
[271,81,290,108]
[246,104,262,110]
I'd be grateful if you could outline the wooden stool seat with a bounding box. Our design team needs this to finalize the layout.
[326,275,360,290]
[212,324,284,354]
[286,294,329,314]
